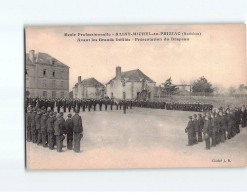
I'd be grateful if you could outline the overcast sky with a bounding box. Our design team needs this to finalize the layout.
[25,24,247,90]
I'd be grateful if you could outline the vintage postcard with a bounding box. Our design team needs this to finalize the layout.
[25,24,247,170]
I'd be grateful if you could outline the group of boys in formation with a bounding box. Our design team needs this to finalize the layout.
[185,105,247,150]
[25,96,245,152]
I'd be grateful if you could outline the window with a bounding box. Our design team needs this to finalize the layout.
[43,69,46,76]
[25,69,28,75]
[43,91,47,97]
[52,71,55,77]
[52,91,56,98]
[60,92,64,98]
[42,80,47,88]
[52,60,55,65]
[61,71,64,78]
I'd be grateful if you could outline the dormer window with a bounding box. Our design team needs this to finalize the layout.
[52,60,55,65]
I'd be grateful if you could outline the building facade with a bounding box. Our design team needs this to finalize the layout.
[106,67,156,100]
[72,76,105,99]
[25,50,70,98]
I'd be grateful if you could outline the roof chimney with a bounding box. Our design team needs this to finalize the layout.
[116,66,121,79]
[29,50,35,63]
[78,76,81,83]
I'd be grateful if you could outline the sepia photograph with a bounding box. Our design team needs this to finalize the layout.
[25,24,247,170]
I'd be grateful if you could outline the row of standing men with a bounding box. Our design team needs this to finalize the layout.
[185,106,247,150]
[26,105,83,153]
[26,97,213,113]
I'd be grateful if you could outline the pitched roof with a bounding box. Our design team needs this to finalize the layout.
[26,52,69,68]
[78,77,104,87]
[107,69,155,84]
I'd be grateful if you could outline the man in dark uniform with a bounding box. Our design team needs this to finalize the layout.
[185,116,193,146]
[40,110,48,147]
[77,99,81,112]
[35,109,42,145]
[198,113,203,142]
[110,99,113,110]
[54,113,65,152]
[72,108,83,153]
[192,114,198,144]
[99,99,103,111]
[26,106,32,142]
[211,113,217,147]
[63,99,67,113]
[93,99,97,111]
[202,115,210,150]
[50,99,55,111]
[104,99,108,111]
[72,99,76,112]
[218,111,225,143]
[68,99,72,112]
[222,111,228,142]
[56,99,61,113]
[30,107,37,143]
[65,113,74,150]
[81,99,85,112]
[123,100,126,114]
[47,111,55,150]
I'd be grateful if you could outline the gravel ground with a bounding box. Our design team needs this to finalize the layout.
[26,107,247,169]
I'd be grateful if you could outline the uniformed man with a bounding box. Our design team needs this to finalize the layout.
[211,113,217,147]
[47,111,55,150]
[226,110,232,139]
[202,115,210,150]
[35,109,42,145]
[40,110,48,147]
[72,108,83,153]
[192,114,198,144]
[30,107,37,143]
[185,116,193,146]
[197,113,203,142]
[104,99,108,111]
[65,113,74,150]
[54,113,65,152]
[99,99,103,111]
[56,99,61,113]
[26,106,32,142]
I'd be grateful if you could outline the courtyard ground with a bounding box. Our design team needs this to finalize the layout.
[26,107,247,169]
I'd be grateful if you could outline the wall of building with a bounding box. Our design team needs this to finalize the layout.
[106,79,156,100]
[73,84,104,99]
[26,62,69,98]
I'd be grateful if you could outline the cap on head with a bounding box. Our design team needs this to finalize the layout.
[68,113,72,118]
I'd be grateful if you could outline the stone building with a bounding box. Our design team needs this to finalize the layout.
[72,76,105,99]
[25,50,70,98]
[106,66,156,100]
